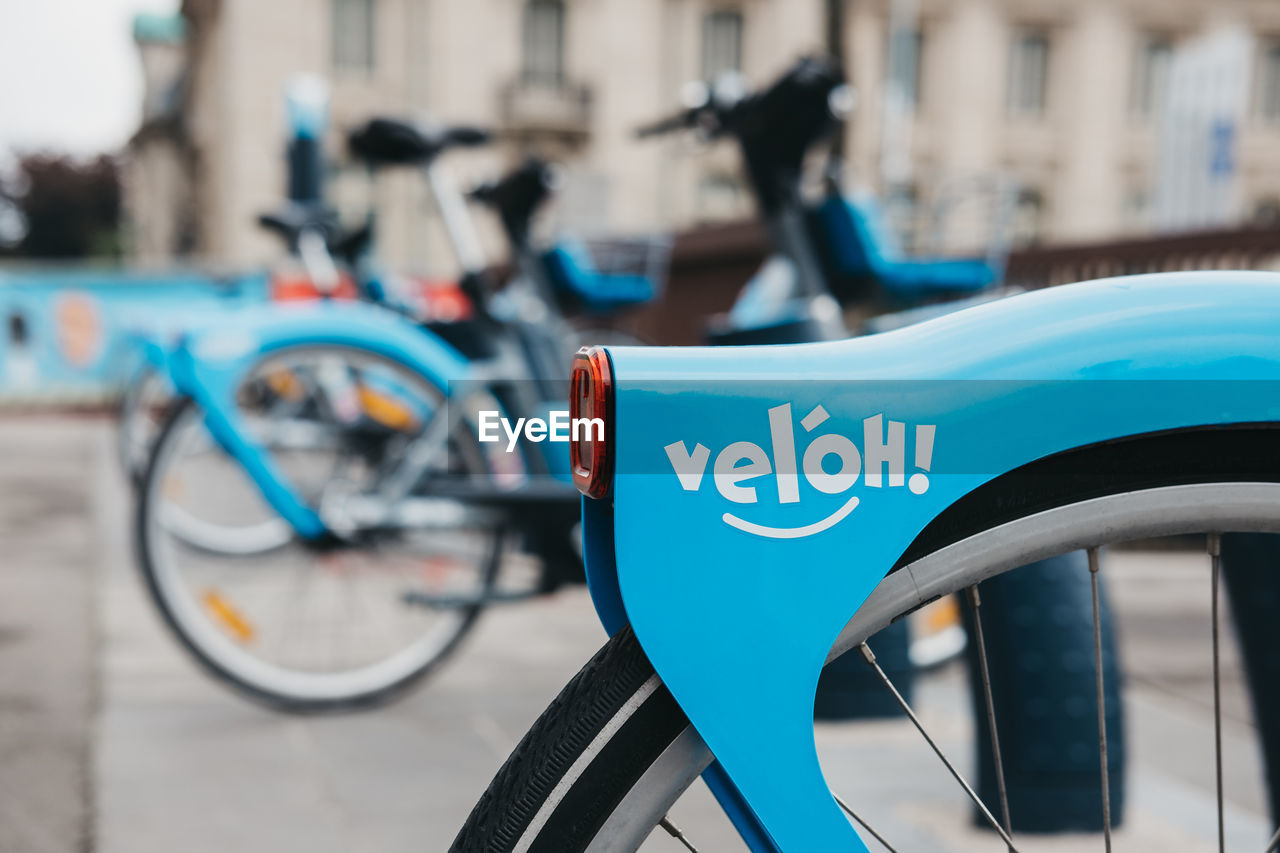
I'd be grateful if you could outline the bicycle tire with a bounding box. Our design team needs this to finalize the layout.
[1220,532,1280,826]
[452,425,1280,852]
[136,391,504,713]
[117,362,171,485]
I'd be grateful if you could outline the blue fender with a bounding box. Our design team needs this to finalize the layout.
[586,271,1280,851]
[165,301,471,539]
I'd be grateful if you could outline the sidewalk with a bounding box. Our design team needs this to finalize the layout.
[0,419,96,853]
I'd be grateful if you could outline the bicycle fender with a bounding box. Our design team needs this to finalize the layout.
[598,271,1280,851]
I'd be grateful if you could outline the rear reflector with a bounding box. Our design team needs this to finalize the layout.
[569,346,614,499]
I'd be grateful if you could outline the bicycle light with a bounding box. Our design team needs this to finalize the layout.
[569,346,614,499]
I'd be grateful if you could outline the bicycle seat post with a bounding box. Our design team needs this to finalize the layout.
[425,162,489,278]
[296,228,341,297]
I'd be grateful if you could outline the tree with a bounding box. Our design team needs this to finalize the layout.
[0,153,122,259]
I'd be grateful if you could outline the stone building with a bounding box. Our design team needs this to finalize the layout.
[125,0,1280,271]
[125,13,195,265]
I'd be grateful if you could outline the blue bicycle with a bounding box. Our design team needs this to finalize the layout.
[133,117,666,710]
[116,85,470,486]
[453,269,1280,851]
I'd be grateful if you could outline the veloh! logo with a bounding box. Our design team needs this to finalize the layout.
[664,403,936,539]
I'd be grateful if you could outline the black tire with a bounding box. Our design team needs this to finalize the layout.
[117,362,166,487]
[450,627,679,853]
[453,426,1280,852]
[135,395,503,714]
[1220,532,1280,827]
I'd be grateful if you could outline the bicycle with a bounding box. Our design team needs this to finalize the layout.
[133,117,666,711]
[115,84,455,485]
[453,269,1280,852]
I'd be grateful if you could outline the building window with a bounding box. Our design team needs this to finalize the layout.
[1258,42,1280,123]
[332,0,375,72]
[702,9,744,81]
[887,28,924,112]
[1012,188,1045,247]
[1254,197,1280,225]
[1131,34,1173,118]
[1124,189,1149,229]
[1007,30,1049,118]
[523,0,566,87]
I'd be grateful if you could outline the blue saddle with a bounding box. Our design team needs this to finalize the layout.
[818,195,1000,301]
[541,238,657,313]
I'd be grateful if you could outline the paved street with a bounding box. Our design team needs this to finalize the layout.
[0,418,95,853]
[0,415,1275,852]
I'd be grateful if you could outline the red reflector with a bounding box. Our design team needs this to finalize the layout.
[569,346,614,499]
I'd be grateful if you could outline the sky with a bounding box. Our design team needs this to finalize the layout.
[0,0,178,165]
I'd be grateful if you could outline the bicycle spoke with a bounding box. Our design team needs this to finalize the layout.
[1087,547,1113,853]
[857,643,1020,851]
[657,816,699,852]
[1265,825,1280,853]
[833,792,899,852]
[1209,533,1225,853]
[965,585,1014,850]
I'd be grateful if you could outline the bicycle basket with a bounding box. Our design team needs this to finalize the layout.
[542,234,673,313]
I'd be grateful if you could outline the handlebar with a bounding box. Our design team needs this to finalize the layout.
[634,110,701,140]
[634,56,849,144]
[633,56,851,215]
[445,126,493,147]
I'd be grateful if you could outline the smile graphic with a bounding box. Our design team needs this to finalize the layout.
[722,495,860,539]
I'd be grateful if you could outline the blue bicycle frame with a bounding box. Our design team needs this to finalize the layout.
[164,299,473,539]
[582,270,1280,852]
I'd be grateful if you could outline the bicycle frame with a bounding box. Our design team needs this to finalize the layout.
[583,270,1280,852]
[165,299,475,538]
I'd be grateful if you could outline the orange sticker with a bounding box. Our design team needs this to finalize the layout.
[54,291,103,367]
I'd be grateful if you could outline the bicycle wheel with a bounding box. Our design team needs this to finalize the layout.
[136,345,505,711]
[908,594,966,671]
[117,362,176,484]
[144,355,353,556]
[453,427,1280,852]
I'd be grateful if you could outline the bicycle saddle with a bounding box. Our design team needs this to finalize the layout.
[468,158,557,248]
[348,117,492,167]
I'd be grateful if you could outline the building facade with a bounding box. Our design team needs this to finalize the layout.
[126,0,1280,272]
[850,0,1280,251]
[125,13,195,265]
